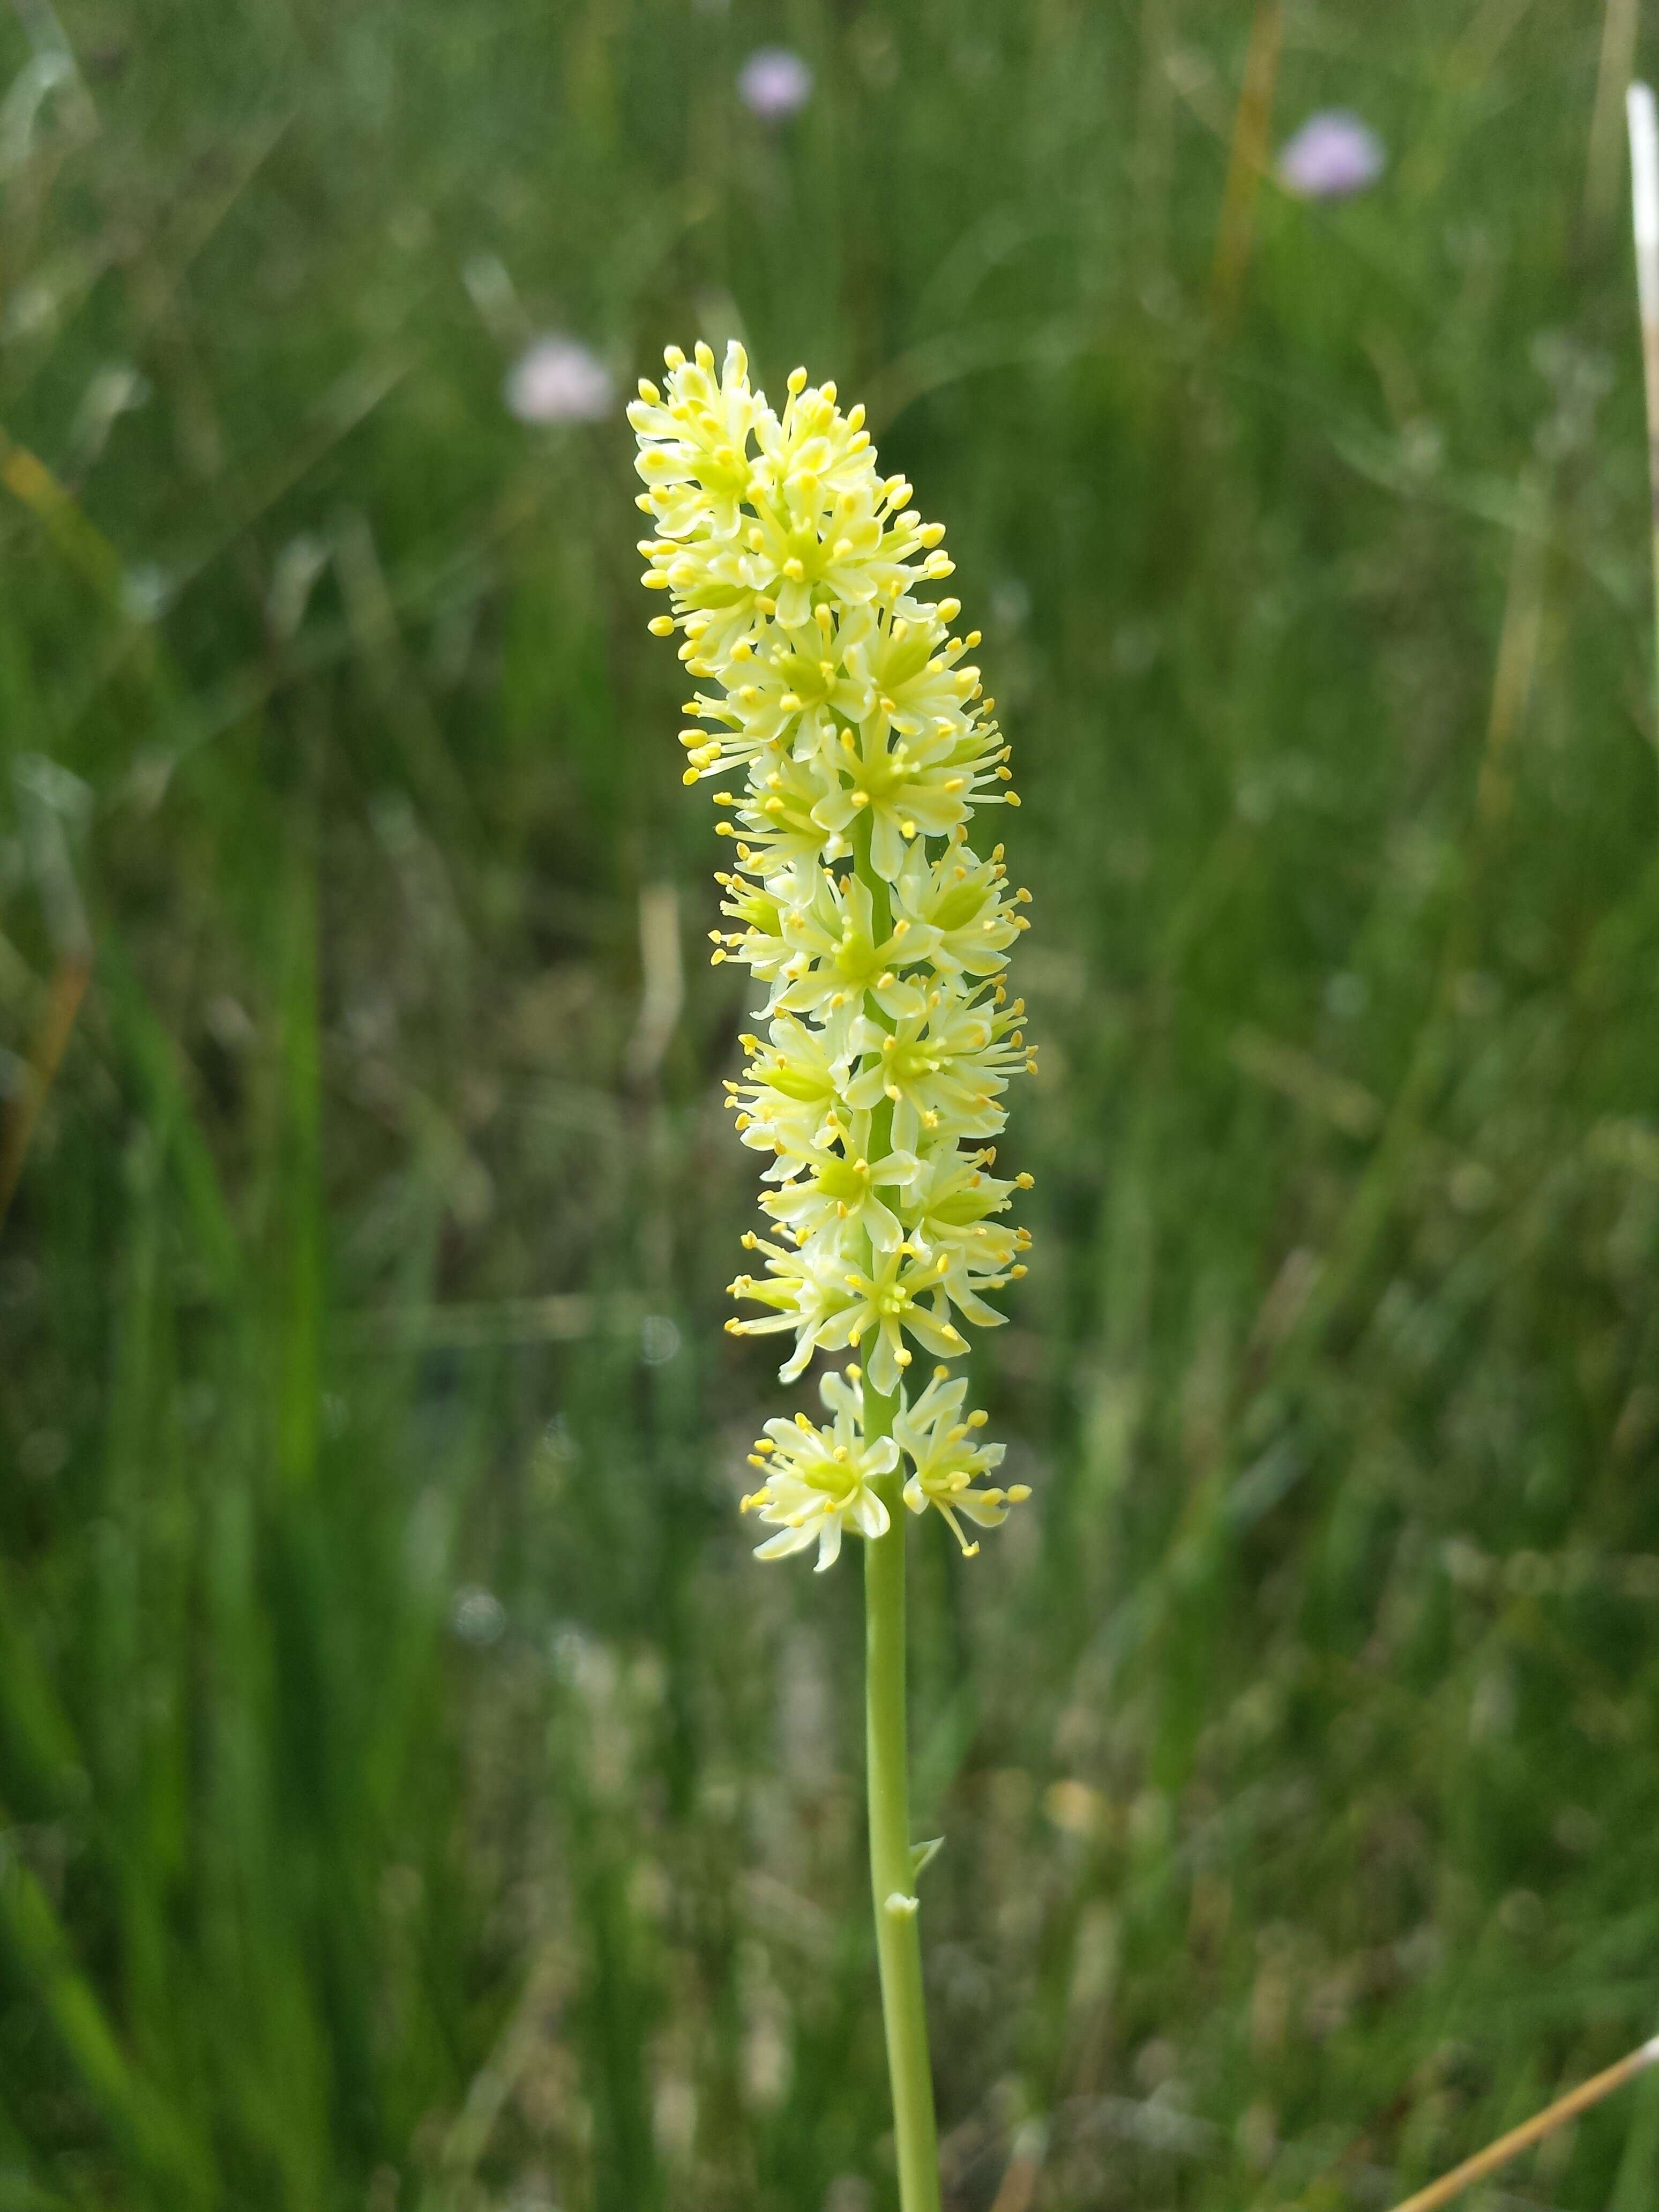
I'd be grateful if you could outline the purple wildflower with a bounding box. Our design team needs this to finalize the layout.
[503,335,613,425]
[737,47,813,123]
[1277,110,1386,201]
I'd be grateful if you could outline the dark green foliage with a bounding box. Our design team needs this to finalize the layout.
[2,2,1658,2207]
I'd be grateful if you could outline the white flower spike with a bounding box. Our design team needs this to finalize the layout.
[632,342,1034,1566]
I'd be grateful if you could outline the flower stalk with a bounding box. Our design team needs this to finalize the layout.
[863,1378,940,2212]
[631,342,1034,2207]
[854,810,941,2211]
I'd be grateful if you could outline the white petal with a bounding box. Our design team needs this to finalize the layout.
[755,1523,817,1560]
[866,1329,900,1396]
[778,1332,817,1383]
[850,1489,891,1540]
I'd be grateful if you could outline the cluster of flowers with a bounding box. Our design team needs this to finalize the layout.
[632,341,1033,1567]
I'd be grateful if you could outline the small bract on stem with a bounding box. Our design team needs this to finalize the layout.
[631,341,1035,2212]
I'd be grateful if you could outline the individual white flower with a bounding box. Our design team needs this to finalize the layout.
[723,756,861,879]
[720,869,938,1024]
[725,1232,858,1381]
[812,1242,971,1395]
[806,718,987,881]
[684,606,877,778]
[725,1009,858,1151]
[891,836,1028,978]
[927,1228,1025,1334]
[504,335,612,424]
[759,1112,923,1254]
[741,1371,894,1570]
[838,601,977,742]
[737,47,814,124]
[903,1150,1032,1281]
[893,1370,1029,1557]
[843,988,1032,1150]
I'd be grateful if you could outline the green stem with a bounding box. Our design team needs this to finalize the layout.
[863,1386,940,2212]
[851,809,941,2212]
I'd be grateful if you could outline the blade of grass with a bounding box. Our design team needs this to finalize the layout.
[0,952,88,1234]
[1209,1,1282,322]
[96,937,242,1299]
[273,846,321,1494]
[1627,82,1659,739]
[1587,0,1640,226]
[0,1846,213,2206]
[1385,2036,1659,2211]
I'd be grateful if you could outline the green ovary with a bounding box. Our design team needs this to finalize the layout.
[832,938,884,992]
[770,1065,834,1104]
[814,1158,871,1203]
[928,884,989,932]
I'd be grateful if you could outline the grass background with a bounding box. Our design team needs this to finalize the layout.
[4,1,1659,2207]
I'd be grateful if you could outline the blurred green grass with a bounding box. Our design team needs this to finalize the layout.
[4,2,1659,2207]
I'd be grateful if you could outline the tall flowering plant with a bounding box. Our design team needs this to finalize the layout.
[631,342,1034,2211]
